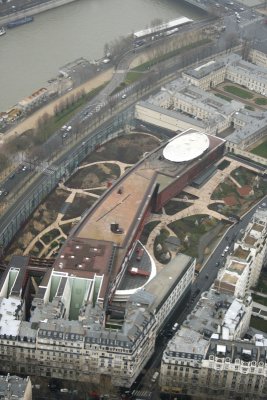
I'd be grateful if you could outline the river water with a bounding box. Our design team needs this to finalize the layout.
[0,0,205,112]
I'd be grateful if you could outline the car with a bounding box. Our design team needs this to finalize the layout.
[21,165,27,172]
[48,379,61,392]
[61,125,67,132]
[121,94,127,99]
[3,191,9,197]
[9,173,15,179]
[66,125,72,132]
[172,323,179,331]
[0,190,3,196]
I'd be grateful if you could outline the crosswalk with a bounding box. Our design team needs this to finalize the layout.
[20,161,58,176]
[35,164,58,175]
[131,390,152,399]
[43,165,58,176]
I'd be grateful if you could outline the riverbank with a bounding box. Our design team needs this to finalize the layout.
[0,68,113,141]
[0,0,78,25]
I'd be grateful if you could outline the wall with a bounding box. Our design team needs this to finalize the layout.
[0,0,77,25]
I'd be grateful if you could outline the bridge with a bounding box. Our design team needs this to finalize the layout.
[182,0,210,13]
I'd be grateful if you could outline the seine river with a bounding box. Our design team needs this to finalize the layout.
[0,0,205,112]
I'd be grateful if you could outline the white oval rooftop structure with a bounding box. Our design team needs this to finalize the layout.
[163,131,210,162]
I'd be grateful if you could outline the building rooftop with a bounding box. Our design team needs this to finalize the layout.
[144,253,194,312]
[184,60,225,79]
[206,337,267,364]
[163,131,209,162]
[183,289,235,338]
[0,297,22,337]
[227,260,247,275]
[0,374,30,399]
[165,326,208,357]
[232,245,250,260]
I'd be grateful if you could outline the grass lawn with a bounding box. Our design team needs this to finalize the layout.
[110,38,211,94]
[223,85,254,99]
[254,98,267,105]
[217,159,231,171]
[250,316,267,334]
[140,221,160,245]
[252,293,267,307]
[230,166,257,187]
[245,105,255,111]
[251,139,267,159]
[168,215,218,259]
[164,200,191,216]
[125,70,144,84]
[253,270,267,293]
[214,93,232,102]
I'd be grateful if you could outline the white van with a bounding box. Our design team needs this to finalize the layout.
[151,371,159,383]
[172,323,179,331]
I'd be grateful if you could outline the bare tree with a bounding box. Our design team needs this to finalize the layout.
[241,39,252,61]
[0,152,10,174]
[150,18,163,27]
[107,34,133,63]
[225,32,239,51]
[37,112,50,129]
[103,42,110,57]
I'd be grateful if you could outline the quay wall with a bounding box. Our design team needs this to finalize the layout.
[0,0,78,25]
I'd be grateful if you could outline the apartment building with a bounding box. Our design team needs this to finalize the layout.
[201,335,267,400]
[214,207,267,297]
[160,204,267,399]
[160,290,264,399]
[0,252,195,387]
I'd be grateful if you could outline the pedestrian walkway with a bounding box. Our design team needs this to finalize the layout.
[146,156,264,265]
[23,159,132,257]
[131,390,152,399]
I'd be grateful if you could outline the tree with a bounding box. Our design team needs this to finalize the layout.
[103,42,110,57]
[106,35,133,64]
[150,18,163,27]
[225,32,239,51]
[241,39,252,61]
[0,152,10,174]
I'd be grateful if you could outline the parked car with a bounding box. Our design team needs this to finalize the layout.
[172,323,179,332]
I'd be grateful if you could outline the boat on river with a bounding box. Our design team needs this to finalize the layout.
[0,27,6,36]
[7,16,34,29]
